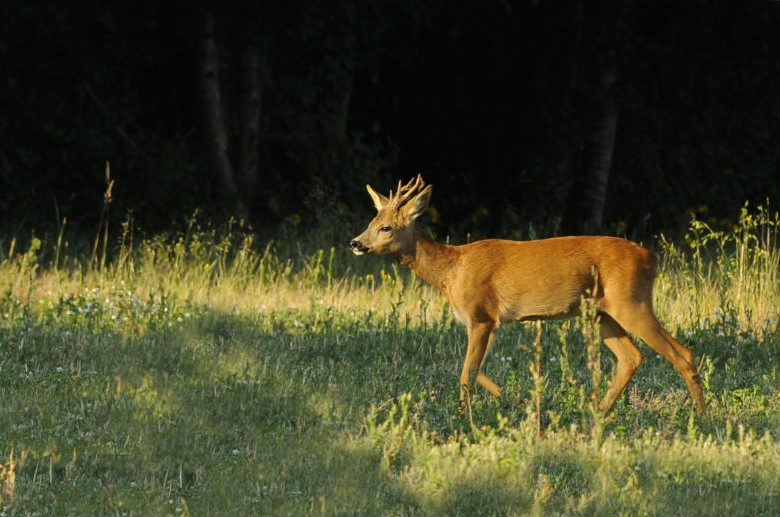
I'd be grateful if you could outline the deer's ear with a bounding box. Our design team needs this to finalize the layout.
[366,184,389,211]
[401,185,432,221]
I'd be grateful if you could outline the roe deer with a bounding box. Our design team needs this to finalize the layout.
[350,175,706,414]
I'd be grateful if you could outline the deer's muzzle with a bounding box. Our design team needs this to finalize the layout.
[349,239,370,255]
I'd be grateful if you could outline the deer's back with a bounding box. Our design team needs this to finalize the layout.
[447,236,657,323]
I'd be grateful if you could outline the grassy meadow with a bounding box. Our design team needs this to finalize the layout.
[1,206,779,516]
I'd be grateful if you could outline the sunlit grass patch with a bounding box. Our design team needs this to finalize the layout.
[657,202,780,334]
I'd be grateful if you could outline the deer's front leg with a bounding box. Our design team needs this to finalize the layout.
[459,321,501,408]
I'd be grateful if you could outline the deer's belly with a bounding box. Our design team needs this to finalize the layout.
[498,298,581,323]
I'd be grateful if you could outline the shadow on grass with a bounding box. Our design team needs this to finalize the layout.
[0,309,426,515]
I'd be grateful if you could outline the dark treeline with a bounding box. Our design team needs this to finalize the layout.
[1,2,778,239]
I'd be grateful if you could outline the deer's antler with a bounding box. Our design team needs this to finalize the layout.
[389,174,425,209]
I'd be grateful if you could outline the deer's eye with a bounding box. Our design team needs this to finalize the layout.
[379,226,393,233]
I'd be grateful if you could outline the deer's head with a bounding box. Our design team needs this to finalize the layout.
[350,175,432,257]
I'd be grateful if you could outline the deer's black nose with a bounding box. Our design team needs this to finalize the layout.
[349,239,369,254]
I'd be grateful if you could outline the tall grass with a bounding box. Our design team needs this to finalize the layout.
[1,216,444,327]
[0,205,778,515]
[657,203,780,334]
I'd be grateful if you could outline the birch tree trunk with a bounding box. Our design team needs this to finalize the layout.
[561,66,618,235]
[198,12,248,220]
[238,45,264,207]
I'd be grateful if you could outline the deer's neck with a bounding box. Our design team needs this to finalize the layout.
[398,232,459,291]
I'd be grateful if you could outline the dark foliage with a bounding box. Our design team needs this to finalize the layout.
[0,1,777,238]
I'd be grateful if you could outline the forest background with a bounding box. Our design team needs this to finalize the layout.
[1,2,778,240]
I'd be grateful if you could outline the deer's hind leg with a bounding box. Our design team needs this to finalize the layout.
[608,305,706,412]
[599,314,644,414]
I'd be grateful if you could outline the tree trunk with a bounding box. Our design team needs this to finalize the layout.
[198,12,248,220]
[238,44,265,209]
[561,66,618,235]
